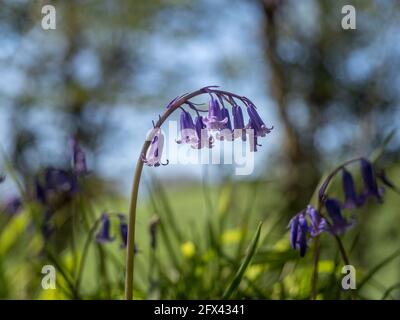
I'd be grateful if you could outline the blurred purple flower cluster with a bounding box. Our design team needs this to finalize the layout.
[289,158,396,257]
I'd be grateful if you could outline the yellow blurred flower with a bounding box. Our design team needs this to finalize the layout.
[181,241,196,259]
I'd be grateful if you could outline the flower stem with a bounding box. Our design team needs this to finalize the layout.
[311,234,321,299]
[124,88,221,299]
[124,153,146,300]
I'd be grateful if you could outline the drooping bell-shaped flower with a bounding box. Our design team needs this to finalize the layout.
[193,116,213,149]
[216,107,234,141]
[232,105,246,141]
[360,158,383,203]
[96,213,115,243]
[246,106,273,137]
[118,214,128,248]
[289,212,309,257]
[143,129,166,167]
[306,205,326,237]
[342,169,363,209]
[203,98,228,130]
[176,110,197,145]
[70,137,88,175]
[325,198,353,235]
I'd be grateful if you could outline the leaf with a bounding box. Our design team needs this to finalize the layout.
[222,221,262,299]
[381,283,400,300]
[358,248,400,291]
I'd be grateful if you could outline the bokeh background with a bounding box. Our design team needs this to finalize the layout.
[0,0,399,299]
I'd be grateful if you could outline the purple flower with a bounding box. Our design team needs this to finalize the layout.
[203,98,228,130]
[325,198,353,235]
[306,205,326,237]
[143,129,167,167]
[216,107,234,141]
[96,213,115,243]
[342,169,363,209]
[193,116,213,149]
[44,168,78,195]
[70,137,88,175]
[232,105,246,141]
[2,196,23,215]
[176,110,197,145]
[360,158,383,203]
[289,212,309,257]
[118,214,128,248]
[34,168,78,208]
[246,106,273,137]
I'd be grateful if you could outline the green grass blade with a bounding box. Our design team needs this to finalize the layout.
[358,248,400,291]
[222,221,262,299]
[370,129,396,163]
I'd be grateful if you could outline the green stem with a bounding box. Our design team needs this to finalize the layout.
[124,88,225,299]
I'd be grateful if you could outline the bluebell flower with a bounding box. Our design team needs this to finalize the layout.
[176,110,197,145]
[118,214,128,248]
[70,137,88,175]
[360,158,383,203]
[44,168,78,195]
[143,129,167,167]
[203,98,228,130]
[306,205,326,237]
[96,213,115,243]
[289,212,309,257]
[232,105,246,141]
[193,116,213,149]
[2,196,23,215]
[246,106,273,137]
[216,107,234,141]
[342,168,363,209]
[325,198,353,235]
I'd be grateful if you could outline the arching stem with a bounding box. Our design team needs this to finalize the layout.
[124,88,232,299]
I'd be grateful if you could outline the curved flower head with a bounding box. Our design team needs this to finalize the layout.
[246,106,273,137]
[360,158,383,203]
[70,137,88,175]
[176,110,197,145]
[342,168,363,209]
[289,212,309,257]
[203,97,228,130]
[143,129,166,167]
[306,205,326,237]
[325,198,353,235]
[96,213,115,243]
